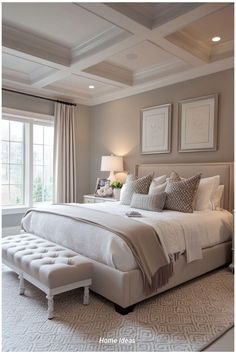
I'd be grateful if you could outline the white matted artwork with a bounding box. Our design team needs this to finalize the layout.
[141,104,171,154]
[179,94,218,152]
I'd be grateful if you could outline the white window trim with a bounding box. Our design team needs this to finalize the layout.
[2,107,54,213]
[2,107,54,124]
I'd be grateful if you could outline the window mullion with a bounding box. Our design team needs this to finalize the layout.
[24,123,33,207]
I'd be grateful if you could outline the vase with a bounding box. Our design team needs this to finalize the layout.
[113,188,121,200]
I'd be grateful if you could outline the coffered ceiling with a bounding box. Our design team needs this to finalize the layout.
[2,2,234,106]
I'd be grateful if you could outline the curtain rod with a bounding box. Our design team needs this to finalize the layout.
[2,88,77,107]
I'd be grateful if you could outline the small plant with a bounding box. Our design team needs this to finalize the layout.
[111,181,123,189]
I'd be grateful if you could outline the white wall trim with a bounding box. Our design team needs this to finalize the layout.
[2,107,54,123]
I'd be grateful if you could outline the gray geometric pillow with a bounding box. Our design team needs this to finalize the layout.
[165,174,201,213]
[120,174,153,205]
[131,192,167,212]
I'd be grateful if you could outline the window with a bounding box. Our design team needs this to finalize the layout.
[1,112,54,209]
[2,120,24,205]
[33,125,54,204]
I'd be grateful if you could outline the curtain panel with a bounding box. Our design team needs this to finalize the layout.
[53,103,77,203]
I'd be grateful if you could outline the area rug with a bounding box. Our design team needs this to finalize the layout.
[2,267,233,352]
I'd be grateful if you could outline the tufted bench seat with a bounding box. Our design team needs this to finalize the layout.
[2,233,92,319]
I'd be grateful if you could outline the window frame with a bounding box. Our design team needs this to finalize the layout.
[2,107,54,215]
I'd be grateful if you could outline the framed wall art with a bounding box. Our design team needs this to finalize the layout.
[141,103,171,154]
[178,94,218,152]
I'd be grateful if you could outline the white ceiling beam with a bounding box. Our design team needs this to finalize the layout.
[71,35,144,71]
[31,69,71,88]
[76,3,208,66]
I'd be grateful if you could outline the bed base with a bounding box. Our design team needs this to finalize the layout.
[78,241,231,311]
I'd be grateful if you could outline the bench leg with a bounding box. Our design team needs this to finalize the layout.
[46,295,54,319]
[18,274,25,295]
[83,286,89,305]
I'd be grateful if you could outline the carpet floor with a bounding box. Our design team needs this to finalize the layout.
[2,267,234,352]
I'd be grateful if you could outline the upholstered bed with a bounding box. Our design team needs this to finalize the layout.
[21,162,233,313]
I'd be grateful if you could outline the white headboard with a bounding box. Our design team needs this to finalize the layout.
[136,162,234,211]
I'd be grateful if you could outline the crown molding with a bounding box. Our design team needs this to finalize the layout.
[86,57,233,106]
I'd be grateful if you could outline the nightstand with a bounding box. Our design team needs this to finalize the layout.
[83,195,117,203]
[229,210,234,273]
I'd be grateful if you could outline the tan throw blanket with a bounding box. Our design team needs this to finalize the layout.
[23,204,173,293]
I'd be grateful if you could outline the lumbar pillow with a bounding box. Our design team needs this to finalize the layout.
[131,192,167,212]
[165,174,201,213]
[120,174,153,205]
[194,175,220,210]
[148,175,167,195]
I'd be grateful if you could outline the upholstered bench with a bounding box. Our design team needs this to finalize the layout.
[2,233,92,319]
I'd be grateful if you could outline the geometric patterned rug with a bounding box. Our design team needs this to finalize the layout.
[2,267,234,352]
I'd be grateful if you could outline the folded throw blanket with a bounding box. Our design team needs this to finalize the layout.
[23,204,173,293]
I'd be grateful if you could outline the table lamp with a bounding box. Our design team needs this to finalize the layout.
[100,155,123,181]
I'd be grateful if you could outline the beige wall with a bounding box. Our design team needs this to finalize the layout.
[2,68,234,224]
[89,69,234,192]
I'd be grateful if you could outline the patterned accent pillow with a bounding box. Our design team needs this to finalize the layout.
[167,171,182,182]
[131,192,167,212]
[120,174,153,205]
[165,174,201,213]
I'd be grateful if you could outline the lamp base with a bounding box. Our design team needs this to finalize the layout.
[108,171,116,182]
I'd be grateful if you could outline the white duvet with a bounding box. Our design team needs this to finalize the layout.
[21,202,233,272]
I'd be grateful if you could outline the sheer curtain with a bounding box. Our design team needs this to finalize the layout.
[53,103,77,203]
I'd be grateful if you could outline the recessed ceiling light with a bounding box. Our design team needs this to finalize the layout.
[89,85,95,89]
[211,36,221,42]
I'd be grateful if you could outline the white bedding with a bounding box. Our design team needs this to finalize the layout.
[21,202,233,272]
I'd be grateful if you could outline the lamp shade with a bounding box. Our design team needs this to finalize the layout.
[101,155,123,172]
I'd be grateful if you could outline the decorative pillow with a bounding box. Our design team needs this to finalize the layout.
[212,185,224,210]
[148,175,167,195]
[120,174,153,205]
[149,182,167,195]
[131,192,167,212]
[165,174,201,213]
[194,175,220,210]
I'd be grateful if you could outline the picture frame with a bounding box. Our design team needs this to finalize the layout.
[94,178,110,196]
[141,103,171,154]
[178,94,218,152]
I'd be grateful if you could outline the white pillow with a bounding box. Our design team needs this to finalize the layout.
[153,175,167,184]
[212,185,224,210]
[148,175,167,195]
[194,175,220,211]
[149,182,167,195]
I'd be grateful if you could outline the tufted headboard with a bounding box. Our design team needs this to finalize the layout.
[136,162,234,211]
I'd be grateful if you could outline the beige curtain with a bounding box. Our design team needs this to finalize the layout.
[53,103,77,203]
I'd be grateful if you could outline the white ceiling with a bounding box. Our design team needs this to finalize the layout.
[2,2,234,106]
